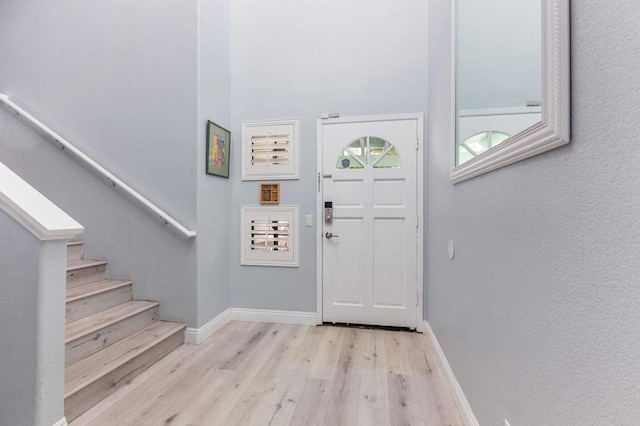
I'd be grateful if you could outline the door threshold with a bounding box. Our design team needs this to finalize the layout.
[322,322,416,332]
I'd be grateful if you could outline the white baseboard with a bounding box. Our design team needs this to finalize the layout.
[230,308,317,326]
[184,308,231,344]
[52,417,68,426]
[184,308,317,344]
[424,321,479,426]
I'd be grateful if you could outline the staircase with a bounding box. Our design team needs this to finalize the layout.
[64,241,186,421]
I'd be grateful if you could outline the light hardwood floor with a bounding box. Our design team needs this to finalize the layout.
[71,321,464,426]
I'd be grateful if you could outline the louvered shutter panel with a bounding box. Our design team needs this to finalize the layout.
[250,134,291,166]
[242,120,299,180]
[241,206,298,267]
[250,219,290,251]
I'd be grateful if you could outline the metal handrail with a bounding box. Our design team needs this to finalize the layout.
[0,93,196,238]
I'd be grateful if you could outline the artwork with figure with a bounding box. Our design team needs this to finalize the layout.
[206,121,231,178]
[211,134,227,168]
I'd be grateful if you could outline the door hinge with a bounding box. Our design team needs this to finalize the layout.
[416,289,419,306]
[416,137,419,151]
[317,173,321,193]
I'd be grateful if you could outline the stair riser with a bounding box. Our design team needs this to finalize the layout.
[67,264,107,288]
[66,285,133,323]
[65,328,184,422]
[67,244,83,261]
[66,306,159,366]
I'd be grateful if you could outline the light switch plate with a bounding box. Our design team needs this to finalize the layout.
[305,214,313,227]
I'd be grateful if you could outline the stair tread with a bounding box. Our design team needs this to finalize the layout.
[67,259,107,271]
[65,321,186,397]
[66,280,133,302]
[66,300,159,343]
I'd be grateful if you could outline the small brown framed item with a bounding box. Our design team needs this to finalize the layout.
[206,120,231,178]
[260,183,280,204]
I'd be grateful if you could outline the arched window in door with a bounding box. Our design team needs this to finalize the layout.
[336,136,402,169]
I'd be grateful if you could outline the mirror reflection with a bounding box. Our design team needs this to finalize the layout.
[456,0,543,166]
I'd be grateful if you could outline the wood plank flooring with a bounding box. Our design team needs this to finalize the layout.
[70,321,464,426]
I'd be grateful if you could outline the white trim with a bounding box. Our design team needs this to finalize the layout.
[424,321,479,426]
[459,106,542,117]
[231,308,317,325]
[416,115,425,331]
[240,205,299,267]
[316,119,324,325]
[451,0,570,183]
[51,417,68,426]
[185,308,317,344]
[0,94,196,238]
[318,112,424,126]
[316,113,425,330]
[184,308,231,344]
[241,118,300,181]
[0,162,83,241]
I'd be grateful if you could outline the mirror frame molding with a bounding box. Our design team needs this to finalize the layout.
[451,0,570,184]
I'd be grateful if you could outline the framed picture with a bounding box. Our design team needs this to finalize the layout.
[206,120,231,178]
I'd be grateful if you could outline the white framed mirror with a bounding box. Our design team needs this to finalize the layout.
[452,0,570,184]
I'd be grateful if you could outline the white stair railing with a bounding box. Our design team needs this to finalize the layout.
[0,94,196,238]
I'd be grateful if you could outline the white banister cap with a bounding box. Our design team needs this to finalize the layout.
[0,162,83,241]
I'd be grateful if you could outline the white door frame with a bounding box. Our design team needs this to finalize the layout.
[316,113,425,331]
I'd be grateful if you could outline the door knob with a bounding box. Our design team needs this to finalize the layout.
[325,232,339,239]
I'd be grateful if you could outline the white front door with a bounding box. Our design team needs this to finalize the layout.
[319,115,422,329]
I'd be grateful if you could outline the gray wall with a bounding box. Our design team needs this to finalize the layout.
[228,0,428,311]
[457,0,542,110]
[0,211,66,426]
[0,0,198,215]
[0,0,210,327]
[428,0,640,424]
[196,0,232,324]
[0,107,199,325]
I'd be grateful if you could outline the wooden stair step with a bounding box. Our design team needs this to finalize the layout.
[67,259,108,288]
[64,321,186,422]
[67,241,84,261]
[65,300,159,366]
[66,280,133,323]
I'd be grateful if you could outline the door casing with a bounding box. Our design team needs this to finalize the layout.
[316,113,424,330]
